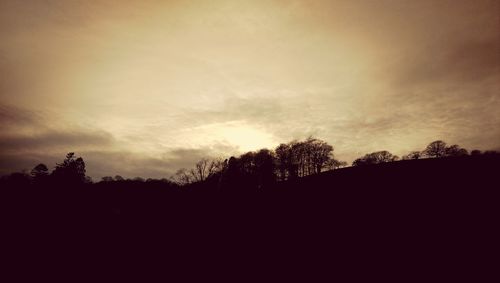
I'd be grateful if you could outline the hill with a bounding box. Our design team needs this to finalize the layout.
[1,155,498,278]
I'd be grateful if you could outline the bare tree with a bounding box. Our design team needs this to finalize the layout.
[352,151,398,166]
[274,137,334,179]
[275,143,292,181]
[402,151,422,160]
[307,137,334,174]
[171,168,192,185]
[172,158,226,185]
[188,158,225,182]
[444,144,468,157]
[326,159,347,170]
[423,140,447,158]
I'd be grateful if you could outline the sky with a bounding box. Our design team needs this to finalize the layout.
[1,0,499,179]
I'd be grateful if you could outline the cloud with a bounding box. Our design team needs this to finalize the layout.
[0,103,115,154]
[1,0,499,177]
[391,37,500,88]
[0,129,114,152]
[0,104,44,127]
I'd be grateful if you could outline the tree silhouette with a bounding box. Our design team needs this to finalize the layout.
[275,143,294,181]
[444,144,468,157]
[101,176,114,182]
[31,163,49,178]
[352,151,398,166]
[51,152,87,184]
[253,149,276,190]
[172,158,225,185]
[325,158,348,170]
[273,137,334,180]
[190,158,225,182]
[423,140,447,158]
[31,163,49,185]
[218,156,241,192]
[172,168,192,185]
[190,158,211,182]
[217,149,276,192]
[402,151,422,160]
[307,137,334,174]
[470,150,482,156]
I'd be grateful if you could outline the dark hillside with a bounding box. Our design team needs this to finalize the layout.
[1,155,498,277]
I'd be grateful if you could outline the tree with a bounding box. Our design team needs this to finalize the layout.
[307,137,334,174]
[253,149,276,189]
[171,168,192,185]
[470,150,482,156]
[51,152,87,184]
[423,140,447,158]
[101,176,114,182]
[352,151,398,166]
[218,156,241,192]
[274,137,334,180]
[444,144,468,157]
[170,158,225,185]
[2,172,31,187]
[275,143,293,181]
[325,158,347,170]
[189,158,211,182]
[483,150,499,156]
[31,163,49,178]
[187,158,226,183]
[402,151,422,160]
[217,150,276,191]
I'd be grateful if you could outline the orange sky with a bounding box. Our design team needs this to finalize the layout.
[1,0,499,179]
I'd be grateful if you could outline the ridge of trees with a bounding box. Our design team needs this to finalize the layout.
[1,139,498,189]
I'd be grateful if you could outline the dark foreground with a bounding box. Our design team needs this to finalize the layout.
[1,155,499,279]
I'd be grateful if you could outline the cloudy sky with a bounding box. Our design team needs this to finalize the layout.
[1,0,499,179]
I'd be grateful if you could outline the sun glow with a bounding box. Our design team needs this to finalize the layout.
[217,123,276,152]
[185,121,276,153]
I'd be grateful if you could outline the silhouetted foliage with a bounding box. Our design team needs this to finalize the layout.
[172,168,193,185]
[352,150,399,166]
[483,150,500,156]
[190,158,225,183]
[29,163,49,185]
[31,163,49,178]
[444,144,468,157]
[51,152,87,185]
[101,176,114,182]
[252,149,276,190]
[273,137,334,180]
[275,143,295,181]
[1,171,31,187]
[3,142,499,278]
[114,175,125,181]
[171,158,225,185]
[218,149,276,192]
[325,158,348,170]
[402,151,422,160]
[2,138,497,195]
[423,140,447,158]
[470,149,482,156]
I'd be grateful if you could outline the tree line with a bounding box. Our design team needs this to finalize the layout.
[1,138,498,189]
